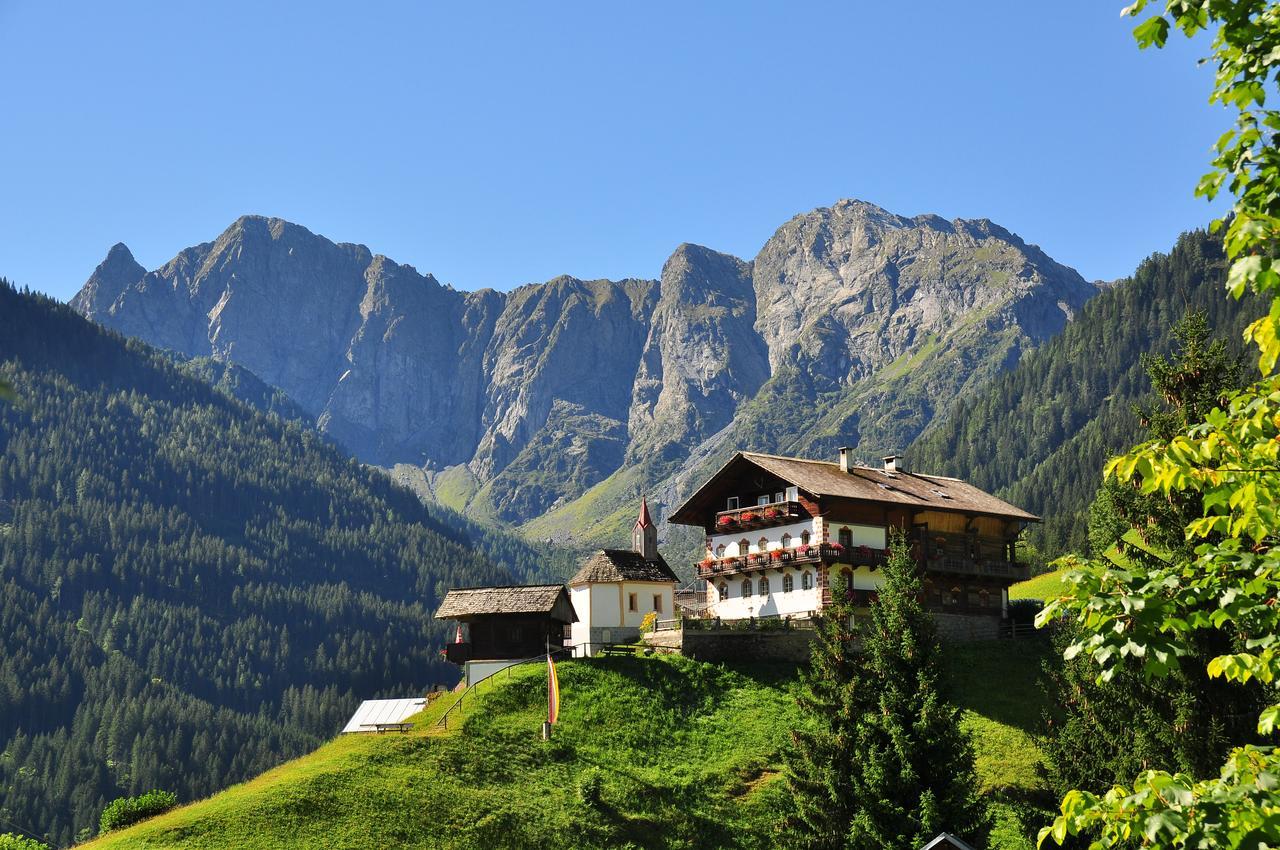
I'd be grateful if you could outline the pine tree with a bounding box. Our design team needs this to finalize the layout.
[844,529,984,850]
[782,532,983,850]
[780,572,861,850]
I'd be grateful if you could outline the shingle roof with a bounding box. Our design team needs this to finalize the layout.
[569,549,680,586]
[435,585,576,622]
[669,452,1039,524]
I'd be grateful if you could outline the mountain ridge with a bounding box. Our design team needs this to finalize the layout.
[71,201,1100,548]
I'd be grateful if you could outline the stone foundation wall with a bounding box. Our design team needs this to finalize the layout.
[643,628,815,663]
[931,612,1002,642]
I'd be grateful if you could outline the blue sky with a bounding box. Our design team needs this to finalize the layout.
[1,1,1225,301]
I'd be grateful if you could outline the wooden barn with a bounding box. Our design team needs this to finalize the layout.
[435,584,576,665]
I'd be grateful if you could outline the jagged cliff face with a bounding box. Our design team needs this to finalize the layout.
[73,202,1098,533]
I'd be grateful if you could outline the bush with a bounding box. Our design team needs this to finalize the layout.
[639,611,657,634]
[0,834,50,850]
[99,789,179,834]
[577,768,605,808]
[1006,598,1043,626]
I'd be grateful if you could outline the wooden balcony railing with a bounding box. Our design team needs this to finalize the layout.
[713,500,805,531]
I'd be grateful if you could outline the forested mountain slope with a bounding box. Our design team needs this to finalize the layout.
[0,282,560,846]
[906,229,1262,555]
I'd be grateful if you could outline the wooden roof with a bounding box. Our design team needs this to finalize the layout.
[569,549,680,586]
[435,584,577,623]
[919,833,978,850]
[669,452,1039,525]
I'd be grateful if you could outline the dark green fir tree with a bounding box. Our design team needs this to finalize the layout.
[782,530,984,850]
[780,572,862,850]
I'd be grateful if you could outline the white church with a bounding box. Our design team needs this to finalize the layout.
[568,499,678,656]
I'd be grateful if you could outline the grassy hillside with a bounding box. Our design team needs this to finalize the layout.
[1009,569,1072,601]
[82,648,1052,850]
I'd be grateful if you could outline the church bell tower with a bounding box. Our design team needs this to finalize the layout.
[633,497,658,560]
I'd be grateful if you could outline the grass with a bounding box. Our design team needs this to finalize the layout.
[1009,567,1072,601]
[83,648,1053,850]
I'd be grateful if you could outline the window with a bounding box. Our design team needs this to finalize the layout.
[741,578,753,597]
[785,486,799,502]
[758,537,768,552]
[738,538,750,556]
[759,576,770,595]
[757,494,770,506]
[783,573,794,593]
[715,544,726,558]
[781,533,792,548]
[726,496,739,510]
[718,582,728,599]
[629,593,638,612]
[773,491,784,503]
[801,571,813,591]
[654,594,663,613]
[838,527,853,549]
[800,530,811,546]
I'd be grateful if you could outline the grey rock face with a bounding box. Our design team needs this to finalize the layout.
[72,201,1099,531]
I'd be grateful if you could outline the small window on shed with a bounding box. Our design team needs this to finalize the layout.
[741,578,753,597]
[801,571,813,591]
[629,593,638,612]
[782,573,794,593]
[654,594,663,613]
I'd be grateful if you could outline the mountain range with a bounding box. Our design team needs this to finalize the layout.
[71,200,1099,555]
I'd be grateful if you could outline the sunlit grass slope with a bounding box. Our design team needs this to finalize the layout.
[84,647,1051,850]
[1009,567,1072,601]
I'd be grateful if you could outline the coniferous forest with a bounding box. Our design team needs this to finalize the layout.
[0,282,565,846]
[908,228,1265,557]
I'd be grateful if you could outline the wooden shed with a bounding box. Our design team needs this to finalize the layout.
[435,584,576,663]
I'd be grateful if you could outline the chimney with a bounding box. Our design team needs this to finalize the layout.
[838,447,852,473]
[883,454,904,474]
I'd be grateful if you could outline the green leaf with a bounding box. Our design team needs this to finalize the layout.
[1133,15,1169,48]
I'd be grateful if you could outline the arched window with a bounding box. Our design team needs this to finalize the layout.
[758,536,768,553]
[800,530,811,546]
[759,576,770,595]
[738,538,750,557]
[781,533,792,548]
[718,582,728,600]
[715,544,726,558]
[741,578,753,597]
[782,573,794,593]
[801,571,813,591]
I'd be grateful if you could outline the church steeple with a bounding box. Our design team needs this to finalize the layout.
[633,497,658,560]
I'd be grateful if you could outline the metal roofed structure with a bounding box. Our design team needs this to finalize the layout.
[340,697,426,734]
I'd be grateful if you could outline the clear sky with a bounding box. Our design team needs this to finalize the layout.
[0,1,1227,301]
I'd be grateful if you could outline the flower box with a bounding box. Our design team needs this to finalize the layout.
[763,507,778,519]
[770,551,783,561]
[740,512,758,522]
[716,516,734,526]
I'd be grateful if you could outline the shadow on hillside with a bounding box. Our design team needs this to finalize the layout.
[943,639,1051,735]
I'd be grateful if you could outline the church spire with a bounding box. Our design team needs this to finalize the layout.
[633,497,658,560]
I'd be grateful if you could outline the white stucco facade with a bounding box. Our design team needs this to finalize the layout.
[570,580,675,656]
[707,563,887,620]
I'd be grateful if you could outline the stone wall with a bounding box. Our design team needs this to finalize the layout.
[932,612,1002,642]
[642,628,814,663]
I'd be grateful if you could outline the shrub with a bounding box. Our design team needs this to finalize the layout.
[577,768,605,808]
[99,789,178,834]
[0,834,51,850]
[639,611,658,634]
[1006,598,1043,626]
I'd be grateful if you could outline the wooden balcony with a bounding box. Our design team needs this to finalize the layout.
[712,500,805,532]
[697,544,841,578]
